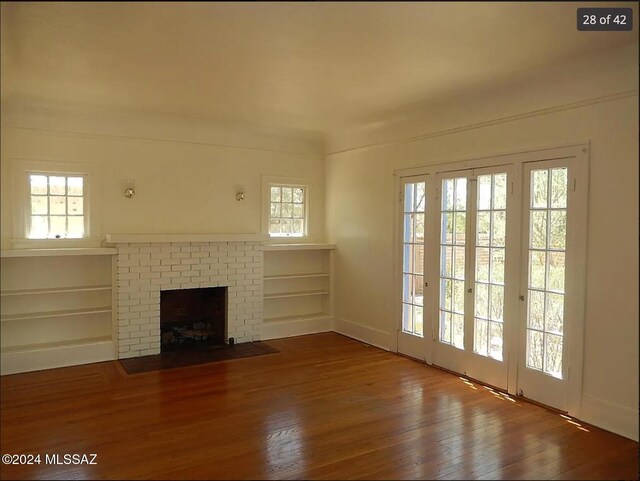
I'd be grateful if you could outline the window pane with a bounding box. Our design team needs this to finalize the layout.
[454,178,467,211]
[270,187,281,202]
[404,183,415,212]
[531,170,548,208]
[545,293,564,335]
[293,187,304,203]
[292,219,304,235]
[293,204,304,218]
[30,216,48,238]
[528,290,545,330]
[452,280,465,313]
[476,247,489,282]
[453,246,465,280]
[530,211,547,249]
[269,218,281,234]
[68,196,83,215]
[442,179,454,211]
[527,330,544,370]
[281,218,292,234]
[490,248,505,284]
[489,285,504,321]
[440,279,452,311]
[547,252,565,293]
[49,216,66,237]
[452,314,464,349]
[492,211,506,247]
[270,203,281,217]
[30,175,48,194]
[67,177,83,196]
[544,333,563,378]
[475,319,488,356]
[529,251,546,289]
[549,211,566,250]
[413,305,423,336]
[441,246,452,277]
[414,213,425,244]
[49,176,66,195]
[441,213,454,244]
[282,188,292,202]
[403,304,413,333]
[454,212,466,244]
[49,196,66,215]
[477,175,491,210]
[31,196,48,215]
[476,212,490,246]
[493,173,507,210]
[415,182,426,212]
[67,216,84,238]
[281,203,293,218]
[413,275,424,306]
[440,311,451,344]
[550,168,567,208]
[475,283,489,319]
[489,321,503,360]
[412,245,424,275]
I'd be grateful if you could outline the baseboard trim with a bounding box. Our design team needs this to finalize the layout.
[261,316,334,340]
[579,394,638,441]
[333,318,391,351]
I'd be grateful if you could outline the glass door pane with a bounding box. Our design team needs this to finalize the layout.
[474,173,507,361]
[402,181,426,337]
[439,177,466,349]
[525,167,567,378]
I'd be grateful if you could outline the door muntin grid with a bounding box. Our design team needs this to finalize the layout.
[526,167,567,379]
[439,177,466,349]
[474,173,507,361]
[402,181,425,337]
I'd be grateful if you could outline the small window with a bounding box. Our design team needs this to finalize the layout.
[269,184,306,237]
[28,173,86,239]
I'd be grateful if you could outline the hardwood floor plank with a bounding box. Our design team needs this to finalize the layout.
[1,333,637,480]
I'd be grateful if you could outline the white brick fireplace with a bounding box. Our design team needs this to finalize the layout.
[106,234,265,359]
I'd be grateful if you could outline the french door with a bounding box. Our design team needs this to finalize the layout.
[396,145,588,413]
[516,157,587,411]
[431,165,515,390]
[397,175,429,360]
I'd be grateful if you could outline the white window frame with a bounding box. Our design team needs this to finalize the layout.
[261,175,310,239]
[11,158,99,249]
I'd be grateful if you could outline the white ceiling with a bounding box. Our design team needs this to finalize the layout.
[1,2,637,137]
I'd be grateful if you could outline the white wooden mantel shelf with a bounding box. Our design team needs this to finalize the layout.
[1,248,117,258]
[104,233,268,243]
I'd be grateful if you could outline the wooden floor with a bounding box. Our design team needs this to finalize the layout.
[1,333,637,480]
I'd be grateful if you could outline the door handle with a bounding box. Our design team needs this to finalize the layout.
[467,288,473,294]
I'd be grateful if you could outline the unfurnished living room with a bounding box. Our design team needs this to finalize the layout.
[0,2,638,480]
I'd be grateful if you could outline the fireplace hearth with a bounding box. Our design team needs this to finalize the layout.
[160,287,227,352]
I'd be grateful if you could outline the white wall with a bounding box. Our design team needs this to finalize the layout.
[326,43,639,440]
[0,107,326,249]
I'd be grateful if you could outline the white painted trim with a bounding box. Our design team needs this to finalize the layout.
[0,340,117,375]
[1,247,117,257]
[261,316,334,340]
[104,233,267,243]
[334,318,391,351]
[262,243,336,251]
[580,394,639,441]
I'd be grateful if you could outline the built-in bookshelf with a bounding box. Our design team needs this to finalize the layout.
[0,248,118,375]
[262,243,335,340]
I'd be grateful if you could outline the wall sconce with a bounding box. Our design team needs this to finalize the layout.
[124,180,136,199]
[235,185,245,201]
